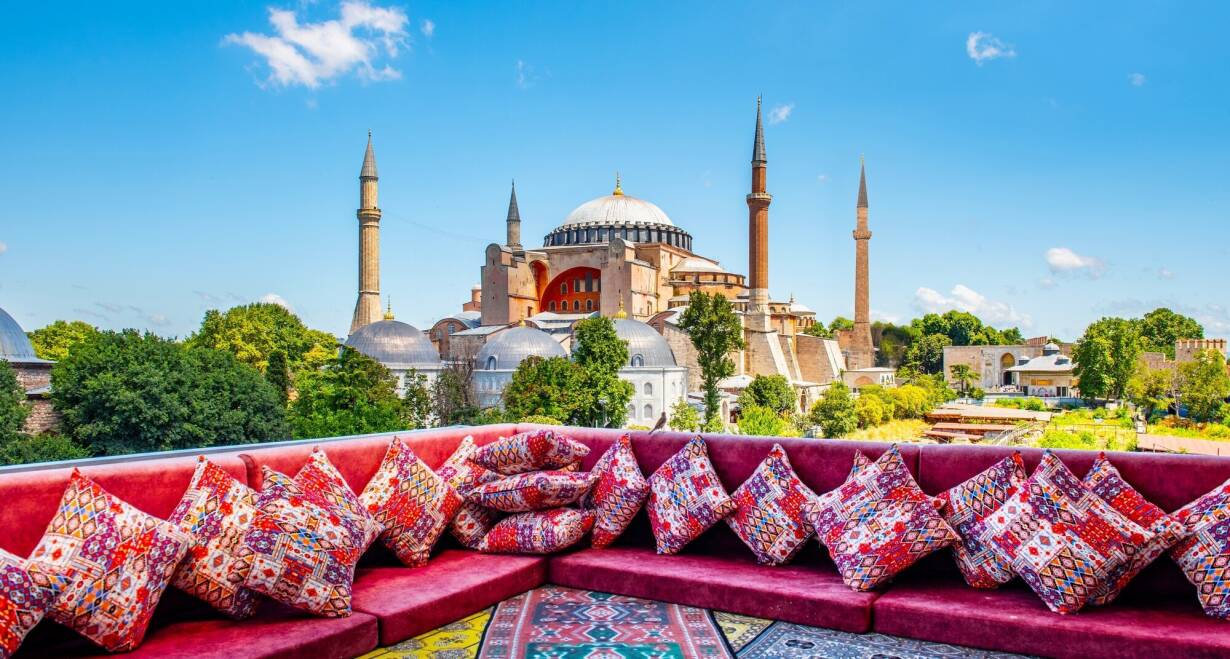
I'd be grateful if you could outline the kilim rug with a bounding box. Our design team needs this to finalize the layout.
[736,622,1031,659]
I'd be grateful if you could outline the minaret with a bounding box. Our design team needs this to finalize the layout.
[350,131,383,334]
[505,180,522,250]
[746,96,772,330]
[850,156,875,369]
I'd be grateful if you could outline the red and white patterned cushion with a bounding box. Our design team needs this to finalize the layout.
[935,453,1027,589]
[0,548,64,659]
[360,438,464,567]
[437,436,504,548]
[1169,476,1230,619]
[472,470,597,512]
[27,470,191,651]
[970,451,1153,614]
[477,508,595,554]
[726,443,818,565]
[167,457,260,618]
[471,429,590,475]
[805,446,959,592]
[583,435,650,548]
[646,437,736,555]
[1083,453,1186,605]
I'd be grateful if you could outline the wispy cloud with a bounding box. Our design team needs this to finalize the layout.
[146,313,171,327]
[420,18,434,38]
[224,1,409,89]
[768,103,794,125]
[816,174,829,184]
[259,293,295,313]
[1158,267,1175,280]
[1045,247,1105,278]
[515,59,536,89]
[914,284,1032,327]
[1128,72,1146,87]
[0,241,7,255]
[73,308,110,322]
[966,31,1016,65]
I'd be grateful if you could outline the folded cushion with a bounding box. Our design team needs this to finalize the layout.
[970,450,1153,614]
[471,429,590,475]
[646,437,736,555]
[726,443,818,565]
[167,457,260,618]
[477,508,594,554]
[1083,452,1186,606]
[27,469,191,652]
[935,452,1026,589]
[436,436,504,548]
[1169,475,1230,619]
[805,446,959,592]
[0,548,63,659]
[472,471,597,512]
[583,435,650,548]
[359,438,463,567]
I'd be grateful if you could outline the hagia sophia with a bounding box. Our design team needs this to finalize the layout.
[343,99,890,426]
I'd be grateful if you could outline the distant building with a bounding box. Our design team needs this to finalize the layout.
[473,325,567,409]
[843,367,896,392]
[344,307,444,396]
[942,337,1072,391]
[613,316,687,427]
[1005,343,1075,397]
[0,306,59,434]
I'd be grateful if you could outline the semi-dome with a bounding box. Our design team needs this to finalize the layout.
[0,306,44,364]
[614,318,676,368]
[671,256,726,274]
[543,181,693,250]
[476,325,567,371]
[345,320,441,370]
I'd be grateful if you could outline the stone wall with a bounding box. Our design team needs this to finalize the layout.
[23,397,61,435]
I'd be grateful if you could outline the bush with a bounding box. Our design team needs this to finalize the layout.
[995,397,1046,411]
[0,434,91,466]
[889,385,931,419]
[519,415,563,426]
[1037,429,1099,450]
[737,405,799,437]
[855,395,886,428]
[809,383,858,438]
[971,387,986,400]
[668,400,700,432]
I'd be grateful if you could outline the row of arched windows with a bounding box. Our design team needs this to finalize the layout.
[544,225,692,250]
[548,299,595,312]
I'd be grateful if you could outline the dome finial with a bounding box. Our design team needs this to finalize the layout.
[383,296,394,320]
[613,171,623,196]
[614,299,628,320]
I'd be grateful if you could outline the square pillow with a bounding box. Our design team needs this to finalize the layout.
[241,461,381,617]
[472,471,597,512]
[437,436,505,548]
[471,429,590,475]
[970,451,1153,614]
[646,437,736,555]
[360,438,464,567]
[1169,476,1230,619]
[167,457,260,618]
[0,548,64,659]
[583,435,650,548]
[1083,452,1186,605]
[726,443,818,565]
[935,452,1027,589]
[477,508,595,554]
[805,446,959,592]
[27,470,191,652]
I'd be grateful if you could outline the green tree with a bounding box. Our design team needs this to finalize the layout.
[1001,328,1025,345]
[189,303,337,373]
[873,322,916,368]
[1137,308,1203,358]
[265,350,291,404]
[949,364,977,396]
[911,310,1022,347]
[502,356,582,423]
[802,323,832,338]
[1126,364,1174,418]
[0,434,91,466]
[52,330,288,455]
[855,394,886,428]
[289,346,408,438]
[0,360,29,445]
[668,399,700,431]
[569,317,634,428]
[904,333,952,374]
[401,370,433,430]
[809,382,858,437]
[888,384,932,419]
[431,368,477,426]
[27,320,100,361]
[738,404,798,437]
[829,316,855,333]
[1176,349,1230,422]
[738,374,796,415]
[1073,317,1142,401]
[677,291,745,429]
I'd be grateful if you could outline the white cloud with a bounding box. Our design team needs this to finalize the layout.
[966,31,1016,65]
[224,1,409,89]
[146,313,171,327]
[1128,72,1146,87]
[420,18,434,38]
[914,284,1032,327]
[1037,277,1057,290]
[259,293,296,312]
[1045,247,1105,278]
[768,103,794,125]
[1158,267,1175,280]
[816,174,828,184]
[515,59,536,89]
[872,309,900,324]
[0,241,6,255]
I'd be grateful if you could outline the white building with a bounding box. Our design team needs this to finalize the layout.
[614,318,688,427]
[473,325,568,409]
[345,315,444,396]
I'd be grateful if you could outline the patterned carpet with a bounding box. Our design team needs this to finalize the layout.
[360,587,1031,659]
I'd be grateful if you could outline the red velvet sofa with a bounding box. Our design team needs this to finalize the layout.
[3,424,1228,659]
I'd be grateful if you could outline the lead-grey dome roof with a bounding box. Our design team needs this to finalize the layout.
[0,306,46,364]
[345,320,441,370]
[477,326,567,371]
[614,318,676,367]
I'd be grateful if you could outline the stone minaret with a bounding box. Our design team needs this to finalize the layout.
[746,97,772,331]
[849,157,875,369]
[350,131,383,334]
[506,180,522,250]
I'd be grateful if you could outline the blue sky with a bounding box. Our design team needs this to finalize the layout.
[1,1,1228,342]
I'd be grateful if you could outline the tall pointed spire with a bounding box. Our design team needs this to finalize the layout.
[752,96,766,164]
[857,155,868,209]
[506,180,520,223]
[505,179,522,250]
[361,130,378,179]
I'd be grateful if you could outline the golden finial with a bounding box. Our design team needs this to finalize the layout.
[613,299,628,320]
[613,171,623,196]
[518,318,527,327]
[383,297,394,320]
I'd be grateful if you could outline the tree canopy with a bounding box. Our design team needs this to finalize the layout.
[1176,349,1230,422]
[289,346,417,438]
[910,310,1022,347]
[569,317,634,428]
[1072,317,1142,401]
[809,382,858,438]
[668,399,700,431]
[677,291,745,429]
[738,404,799,437]
[1137,308,1203,358]
[27,320,100,362]
[738,374,796,416]
[189,303,337,373]
[502,356,582,423]
[0,361,28,446]
[904,333,952,374]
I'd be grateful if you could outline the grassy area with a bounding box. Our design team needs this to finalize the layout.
[1050,407,1134,429]
[1147,417,1230,441]
[1032,407,1137,452]
[846,419,930,442]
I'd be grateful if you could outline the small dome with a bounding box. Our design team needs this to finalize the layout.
[560,194,674,229]
[614,318,676,368]
[671,256,726,274]
[0,306,43,364]
[476,326,567,371]
[346,320,441,370]
[1043,342,1061,355]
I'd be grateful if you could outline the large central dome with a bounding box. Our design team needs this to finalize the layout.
[561,194,674,228]
[544,181,692,250]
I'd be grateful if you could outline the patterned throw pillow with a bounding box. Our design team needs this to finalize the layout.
[646,437,736,555]
[471,429,590,475]
[935,453,1027,589]
[27,470,191,652]
[1083,453,1187,605]
[970,451,1153,614]
[1169,476,1230,619]
[241,459,381,617]
[726,443,818,565]
[472,471,597,513]
[437,436,505,548]
[805,446,959,592]
[583,435,650,548]
[0,548,64,659]
[167,457,260,618]
[477,508,595,554]
[360,438,464,567]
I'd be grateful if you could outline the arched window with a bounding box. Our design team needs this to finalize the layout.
[631,354,644,367]
[549,301,556,312]
[586,299,594,311]
[627,404,636,419]
[485,356,497,370]
[560,283,568,295]
[643,404,653,419]
[643,382,653,395]
[573,300,580,311]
